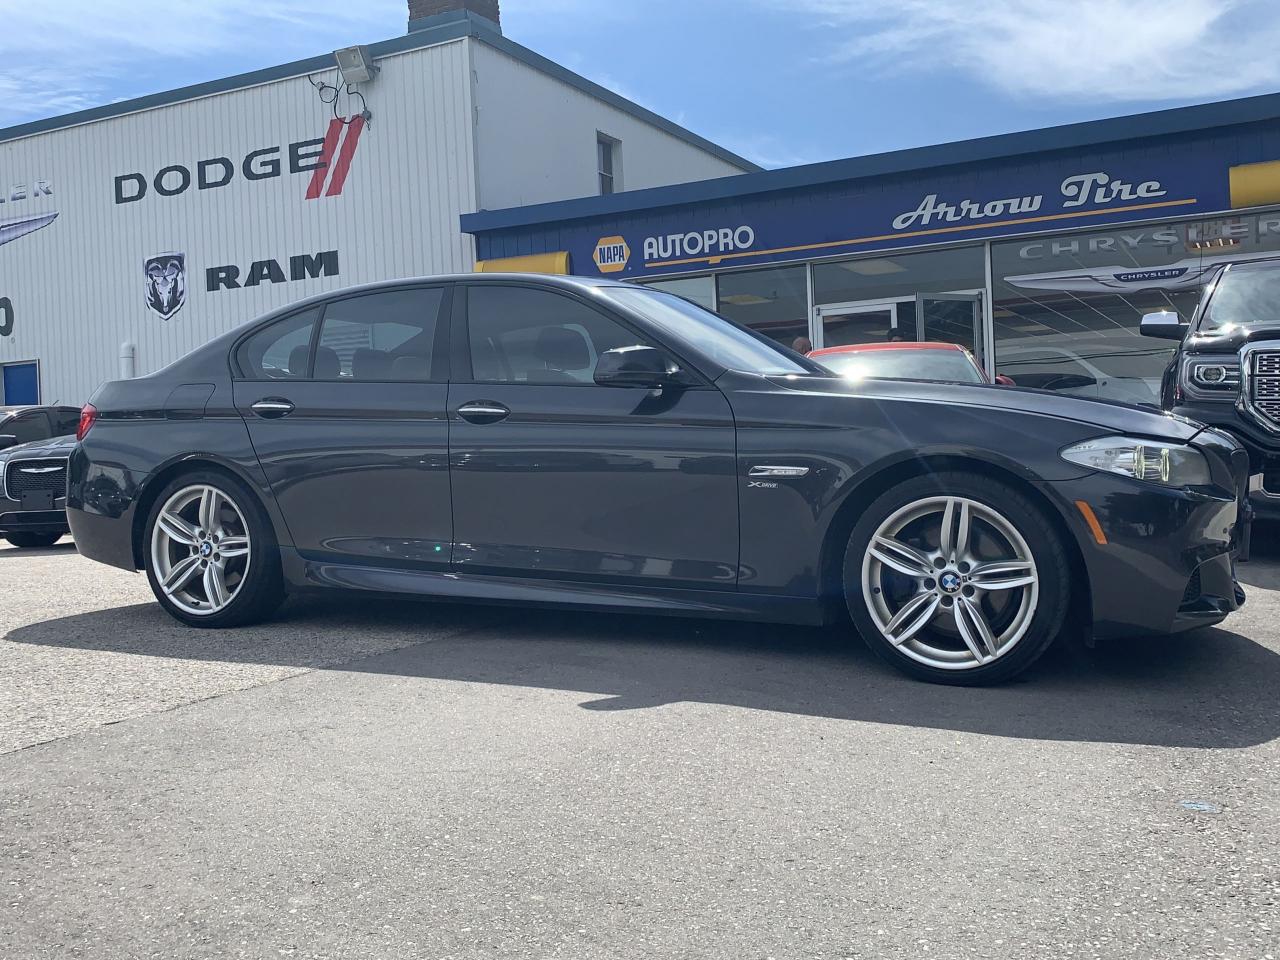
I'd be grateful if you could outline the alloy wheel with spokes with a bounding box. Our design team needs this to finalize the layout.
[859,493,1043,673]
[150,484,252,617]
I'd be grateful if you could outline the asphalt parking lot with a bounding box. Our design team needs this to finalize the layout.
[2,533,1278,959]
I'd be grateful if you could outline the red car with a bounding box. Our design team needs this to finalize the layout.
[808,342,1014,385]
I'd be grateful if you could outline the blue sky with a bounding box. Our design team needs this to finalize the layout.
[3,0,1279,168]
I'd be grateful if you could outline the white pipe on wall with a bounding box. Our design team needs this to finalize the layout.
[119,341,136,380]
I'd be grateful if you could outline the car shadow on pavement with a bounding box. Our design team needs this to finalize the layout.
[0,540,76,560]
[7,592,1279,750]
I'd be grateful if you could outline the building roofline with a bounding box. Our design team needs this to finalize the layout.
[461,90,1280,235]
[0,10,761,174]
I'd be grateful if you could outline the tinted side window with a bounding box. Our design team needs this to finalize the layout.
[236,308,320,380]
[6,413,49,444]
[52,408,81,435]
[315,288,445,381]
[466,286,645,385]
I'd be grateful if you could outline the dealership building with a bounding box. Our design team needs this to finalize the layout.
[465,93,1280,407]
[8,3,1280,410]
[0,0,755,405]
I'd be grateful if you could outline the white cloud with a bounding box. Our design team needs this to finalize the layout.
[781,0,1280,102]
[0,0,403,127]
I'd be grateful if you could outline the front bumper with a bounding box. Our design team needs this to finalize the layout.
[1042,429,1247,640]
[0,490,70,536]
[1171,400,1280,520]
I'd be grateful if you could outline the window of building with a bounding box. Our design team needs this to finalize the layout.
[812,245,986,305]
[235,308,320,380]
[639,275,716,311]
[715,265,809,350]
[811,246,986,349]
[315,288,446,381]
[597,134,619,195]
[991,210,1280,405]
[466,285,646,384]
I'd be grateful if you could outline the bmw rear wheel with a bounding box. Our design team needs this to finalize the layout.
[845,472,1070,685]
[144,471,283,628]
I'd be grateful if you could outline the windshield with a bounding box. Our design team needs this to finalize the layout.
[602,287,813,376]
[816,348,986,383]
[1203,261,1280,330]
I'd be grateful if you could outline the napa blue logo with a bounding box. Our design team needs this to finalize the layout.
[1114,267,1187,283]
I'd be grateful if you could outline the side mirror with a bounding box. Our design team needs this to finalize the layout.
[0,434,16,450]
[994,374,1016,387]
[594,345,685,388]
[1140,310,1187,341]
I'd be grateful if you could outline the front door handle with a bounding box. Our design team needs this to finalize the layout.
[251,398,295,419]
[456,401,510,424]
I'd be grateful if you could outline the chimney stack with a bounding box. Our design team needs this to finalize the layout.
[408,0,500,30]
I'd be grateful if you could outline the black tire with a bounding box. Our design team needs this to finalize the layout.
[142,469,284,628]
[843,471,1071,686]
[5,531,63,549]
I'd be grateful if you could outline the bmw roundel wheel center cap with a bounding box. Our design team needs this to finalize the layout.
[939,571,962,594]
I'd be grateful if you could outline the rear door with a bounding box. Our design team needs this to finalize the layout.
[232,285,453,568]
[447,283,739,589]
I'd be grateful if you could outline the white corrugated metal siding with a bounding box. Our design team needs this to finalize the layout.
[0,37,478,405]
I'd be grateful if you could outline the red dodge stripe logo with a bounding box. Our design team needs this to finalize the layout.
[305,117,366,200]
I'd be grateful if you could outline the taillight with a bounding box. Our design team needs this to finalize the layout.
[76,403,98,441]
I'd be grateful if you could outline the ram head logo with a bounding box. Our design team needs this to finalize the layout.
[144,252,187,321]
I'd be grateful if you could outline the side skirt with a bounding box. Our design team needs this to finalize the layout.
[280,549,826,626]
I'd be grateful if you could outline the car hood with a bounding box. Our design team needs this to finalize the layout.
[1185,321,1280,354]
[764,374,1204,441]
[0,434,76,462]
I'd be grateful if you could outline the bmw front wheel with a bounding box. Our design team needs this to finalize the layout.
[144,471,283,628]
[844,472,1070,685]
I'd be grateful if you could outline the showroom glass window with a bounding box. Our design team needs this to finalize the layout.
[991,211,1280,405]
[314,288,446,381]
[715,265,809,348]
[466,285,647,384]
[640,275,716,311]
[811,245,985,347]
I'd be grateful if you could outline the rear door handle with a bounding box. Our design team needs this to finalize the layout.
[251,398,295,419]
[456,401,510,424]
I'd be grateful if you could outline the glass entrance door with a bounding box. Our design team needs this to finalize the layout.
[815,300,915,349]
[915,293,984,363]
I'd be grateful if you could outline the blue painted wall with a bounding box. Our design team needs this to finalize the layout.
[470,121,1280,279]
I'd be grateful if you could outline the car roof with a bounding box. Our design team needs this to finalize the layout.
[809,342,968,357]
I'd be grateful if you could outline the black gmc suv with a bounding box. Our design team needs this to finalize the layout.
[1142,257,1280,525]
[0,406,81,548]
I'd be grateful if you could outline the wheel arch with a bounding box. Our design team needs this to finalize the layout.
[130,455,277,569]
[817,454,1091,630]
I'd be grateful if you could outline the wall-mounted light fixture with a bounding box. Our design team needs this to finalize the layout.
[334,46,379,84]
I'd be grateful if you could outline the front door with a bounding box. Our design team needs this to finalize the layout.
[232,285,453,568]
[816,300,916,349]
[916,293,984,363]
[2,362,39,405]
[448,283,739,589]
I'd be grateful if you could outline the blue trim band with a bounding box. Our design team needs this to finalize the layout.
[461,91,1280,235]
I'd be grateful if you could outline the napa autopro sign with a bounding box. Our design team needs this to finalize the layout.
[593,225,756,274]
[485,137,1256,281]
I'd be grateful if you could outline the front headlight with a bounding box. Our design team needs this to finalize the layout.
[1061,436,1211,486]
[1181,356,1241,400]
